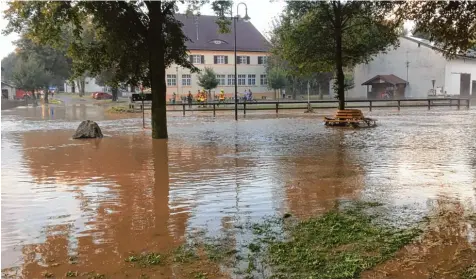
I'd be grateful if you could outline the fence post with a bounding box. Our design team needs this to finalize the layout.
[183,103,186,116]
[428,100,431,110]
[213,103,216,117]
[369,101,372,112]
[457,99,461,110]
[398,100,401,111]
[276,103,279,114]
[244,103,246,115]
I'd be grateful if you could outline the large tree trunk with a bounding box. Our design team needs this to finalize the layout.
[80,79,85,97]
[111,86,118,101]
[334,2,346,110]
[148,2,168,139]
[71,81,75,93]
[44,85,49,104]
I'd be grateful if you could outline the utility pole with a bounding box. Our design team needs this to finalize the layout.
[405,50,410,84]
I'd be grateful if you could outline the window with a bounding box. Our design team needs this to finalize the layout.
[228,74,235,85]
[248,74,256,85]
[216,74,226,85]
[238,74,246,85]
[190,55,204,64]
[182,74,191,86]
[214,55,228,64]
[258,56,268,65]
[237,56,250,64]
[260,74,267,85]
[167,74,177,86]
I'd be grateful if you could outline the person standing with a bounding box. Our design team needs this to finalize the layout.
[187,91,193,108]
[172,92,176,104]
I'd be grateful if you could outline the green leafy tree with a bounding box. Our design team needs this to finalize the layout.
[3,1,232,139]
[401,1,476,58]
[275,1,402,110]
[1,52,19,83]
[12,56,53,101]
[15,35,72,103]
[267,68,287,99]
[197,67,219,100]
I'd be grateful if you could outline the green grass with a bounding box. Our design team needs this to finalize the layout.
[461,264,476,279]
[243,204,422,279]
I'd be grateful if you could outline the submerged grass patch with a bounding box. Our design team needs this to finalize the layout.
[107,106,135,113]
[461,264,476,279]
[125,252,162,267]
[123,203,424,279]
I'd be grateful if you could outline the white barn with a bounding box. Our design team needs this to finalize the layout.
[349,36,476,99]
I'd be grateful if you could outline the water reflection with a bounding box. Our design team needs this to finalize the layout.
[2,104,476,277]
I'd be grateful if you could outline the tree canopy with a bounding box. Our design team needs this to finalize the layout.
[3,1,231,139]
[274,1,402,109]
[401,1,476,58]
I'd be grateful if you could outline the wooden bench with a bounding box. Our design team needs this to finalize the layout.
[324,109,376,127]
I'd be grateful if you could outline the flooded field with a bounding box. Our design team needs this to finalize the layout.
[2,104,476,278]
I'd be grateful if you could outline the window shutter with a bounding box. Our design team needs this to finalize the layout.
[247,56,250,64]
[237,56,241,64]
[189,55,193,63]
[201,55,205,64]
[225,56,228,64]
[258,57,262,64]
[214,56,217,64]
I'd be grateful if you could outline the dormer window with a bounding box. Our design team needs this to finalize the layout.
[209,39,228,45]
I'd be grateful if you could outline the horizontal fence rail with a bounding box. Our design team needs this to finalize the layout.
[128,98,471,116]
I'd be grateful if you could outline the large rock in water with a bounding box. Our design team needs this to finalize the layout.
[72,120,103,139]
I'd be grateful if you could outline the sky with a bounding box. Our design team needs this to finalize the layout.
[0,1,287,60]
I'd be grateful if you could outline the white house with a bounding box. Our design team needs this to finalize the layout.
[1,81,16,100]
[349,36,476,99]
[166,14,272,100]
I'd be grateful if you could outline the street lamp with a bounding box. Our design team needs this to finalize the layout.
[233,2,250,121]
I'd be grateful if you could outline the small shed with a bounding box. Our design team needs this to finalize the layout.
[1,82,16,100]
[362,74,407,99]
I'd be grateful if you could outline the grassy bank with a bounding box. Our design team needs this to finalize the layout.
[121,202,424,279]
[106,106,136,113]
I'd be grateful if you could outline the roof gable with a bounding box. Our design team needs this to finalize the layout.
[362,74,407,86]
[403,36,476,59]
[175,14,271,52]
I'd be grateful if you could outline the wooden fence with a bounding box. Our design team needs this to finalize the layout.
[129,98,471,116]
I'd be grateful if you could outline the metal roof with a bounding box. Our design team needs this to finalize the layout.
[175,14,271,52]
[362,74,407,86]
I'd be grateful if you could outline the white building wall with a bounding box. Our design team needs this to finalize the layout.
[63,77,105,93]
[350,37,448,98]
[166,50,271,99]
[444,58,476,96]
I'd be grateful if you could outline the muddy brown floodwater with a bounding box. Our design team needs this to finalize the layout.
[2,104,476,278]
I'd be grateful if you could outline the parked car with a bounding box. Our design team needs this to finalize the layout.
[93,92,112,100]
